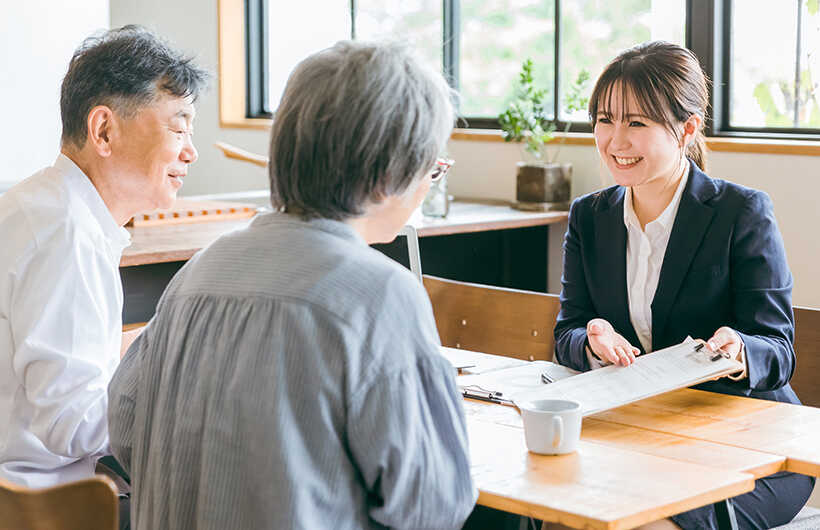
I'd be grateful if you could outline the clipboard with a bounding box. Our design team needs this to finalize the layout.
[510,339,744,416]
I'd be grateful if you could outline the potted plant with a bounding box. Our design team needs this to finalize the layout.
[498,59,589,211]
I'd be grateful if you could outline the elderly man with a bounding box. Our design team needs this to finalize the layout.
[0,25,207,495]
[108,41,476,529]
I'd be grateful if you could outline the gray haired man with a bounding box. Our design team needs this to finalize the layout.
[0,25,207,526]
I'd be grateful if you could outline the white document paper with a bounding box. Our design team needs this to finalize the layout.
[459,360,579,397]
[510,339,744,416]
[439,346,529,374]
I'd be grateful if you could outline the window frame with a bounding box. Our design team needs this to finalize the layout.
[224,0,820,146]
[712,0,820,140]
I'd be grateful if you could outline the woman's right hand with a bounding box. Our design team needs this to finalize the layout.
[586,318,640,366]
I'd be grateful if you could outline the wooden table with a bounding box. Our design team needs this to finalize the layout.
[122,200,568,267]
[119,201,569,324]
[468,413,755,529]
[592,388,820,476]
[462,380,820,528]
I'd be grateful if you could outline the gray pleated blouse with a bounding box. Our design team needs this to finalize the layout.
[108,213,476,530]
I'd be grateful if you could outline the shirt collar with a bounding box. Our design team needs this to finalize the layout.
[623,166,690,233]
[54,154,132,250]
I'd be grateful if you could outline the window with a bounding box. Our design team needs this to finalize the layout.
[250,0,443,119]
[724,0,820,134]
[235,0,820,141]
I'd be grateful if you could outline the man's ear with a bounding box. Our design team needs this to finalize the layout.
[681,113,703,147]
[86,105,116,157]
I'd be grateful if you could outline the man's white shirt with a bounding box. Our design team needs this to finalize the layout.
[0,154,130,488]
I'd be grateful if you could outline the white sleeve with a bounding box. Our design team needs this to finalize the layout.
[10,232,121,459]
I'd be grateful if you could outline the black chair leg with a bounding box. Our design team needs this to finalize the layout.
[714,499,739,530]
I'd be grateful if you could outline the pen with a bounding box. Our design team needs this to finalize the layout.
[462,390,508,405]
[694,341,730,361]
[461,387,514,406]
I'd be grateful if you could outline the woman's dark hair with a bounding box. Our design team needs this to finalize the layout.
[60,25,209,149]
[588,41,709,171]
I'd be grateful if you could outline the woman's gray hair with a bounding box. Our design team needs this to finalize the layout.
[269,40,457,220]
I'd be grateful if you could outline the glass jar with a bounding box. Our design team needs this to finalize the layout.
[422,173,449,218]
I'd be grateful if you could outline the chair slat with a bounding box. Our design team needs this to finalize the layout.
[423,275,560,361]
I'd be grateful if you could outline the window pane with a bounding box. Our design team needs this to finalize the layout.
[460,0,555,119]
[355,0,442,74]
[730,0,820,129]
[267,2,351,112]
[559,0,686,121]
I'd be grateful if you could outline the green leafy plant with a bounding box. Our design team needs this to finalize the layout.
[498,59,590,163]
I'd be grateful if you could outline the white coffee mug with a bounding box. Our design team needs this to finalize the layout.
[519,399,582,455]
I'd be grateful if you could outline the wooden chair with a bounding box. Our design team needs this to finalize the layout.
[0,475,119,530]
[792,306,820,408]
[423,274,560,361]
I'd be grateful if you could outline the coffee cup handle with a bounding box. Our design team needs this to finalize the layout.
[552,416,563,448]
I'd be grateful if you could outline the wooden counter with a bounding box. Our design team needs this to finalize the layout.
[121,201,568,267]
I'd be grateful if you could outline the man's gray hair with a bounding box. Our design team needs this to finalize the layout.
[60,25,209,149]
[269,40,457,220]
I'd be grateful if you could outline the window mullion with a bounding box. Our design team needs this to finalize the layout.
[687,0,726,135]
[350,0,355,39]
[554,0,561,124]
[245,0,270,118]
[443,0,460,91]
[794,0,803,128]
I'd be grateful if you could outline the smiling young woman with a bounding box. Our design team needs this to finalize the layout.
[552,41,815,530]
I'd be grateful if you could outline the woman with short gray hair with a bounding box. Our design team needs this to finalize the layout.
[269,40,455,224]
[108,40,477,530]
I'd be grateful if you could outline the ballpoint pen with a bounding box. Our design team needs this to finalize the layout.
[694,341,730,361]
[461,386,514,406]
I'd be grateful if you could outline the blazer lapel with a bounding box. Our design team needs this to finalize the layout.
[592,188,641,350]
[651,165,717,343]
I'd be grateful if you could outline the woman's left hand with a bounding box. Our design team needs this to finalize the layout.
[705,326,743,361]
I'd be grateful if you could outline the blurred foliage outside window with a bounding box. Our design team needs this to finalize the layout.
[355,0,443,72]
[265,1,820,132]
[731,0,820,129]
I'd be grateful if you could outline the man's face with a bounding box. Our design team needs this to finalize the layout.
[111,94,198,212]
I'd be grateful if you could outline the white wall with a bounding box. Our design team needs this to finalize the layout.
[109,0,820,307]
[110,0,270,197]
[0,0,109,190]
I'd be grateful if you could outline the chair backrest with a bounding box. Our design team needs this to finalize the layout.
[792,306,820,408]
[0,476,118,530]
[423,275,560,361]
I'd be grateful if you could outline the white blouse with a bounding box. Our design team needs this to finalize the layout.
[587,170,746,378]
[623,172,689,353]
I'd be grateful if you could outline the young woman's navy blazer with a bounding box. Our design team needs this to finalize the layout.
[554,160,800,405]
